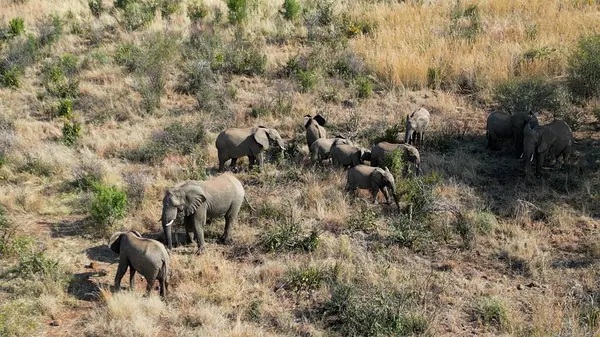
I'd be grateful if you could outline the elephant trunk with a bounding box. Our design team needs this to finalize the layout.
[405,129,413,144]
[161,207,177,250]
[163,223,173,250]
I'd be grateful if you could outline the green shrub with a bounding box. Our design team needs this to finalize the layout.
[61,120,81,146]
[281,0,300,21]
[297,70,316,92]
[90,183,128,231]
[283,266,325,292]
[7,18,25,38]
[226,0,247,24]
[88,0,104,18]
[260,213,319,253]
[355,75,373,98]
[0,66,21,88]
[223,35,266,76]
[323,283,428,336]
[396,173,441,219]
[114,42,141,73]
[113,0,133,10]
[187,0,209,22]
[55,99,73,118]
[382,147,405,179]
[493,77,569,116]
[37,14,63,47]
[159,0,182,19]
[568,33,600,100]
[346,203,377,233]
[41,54,80,98]
[118,2,156,31]
[472,296,509,331]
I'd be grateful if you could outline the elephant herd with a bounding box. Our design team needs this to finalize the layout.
[485,111,574,175]
[107,107,573,298]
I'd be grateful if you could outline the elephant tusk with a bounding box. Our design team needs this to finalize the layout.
[165,219,174,227]
[530,154,534,162]
[519,153,523,159]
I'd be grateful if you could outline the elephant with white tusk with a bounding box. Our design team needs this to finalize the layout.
[404,107,430,147]
[108,230,170,298]
[215,126,285,173]
[161,174,251,252]
[304,114,327,148]
[370,141,421,176]
[486,111,538,157]
[346,165,400,210]
[522,120,573,176]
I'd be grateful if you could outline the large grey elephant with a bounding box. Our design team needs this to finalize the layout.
[405,107,430,147]
[346,165,400,210]
[304,114,327,148]
[486,111,538,157]
[370,141,421,176]
[215,126,285,172]
[309,136,352,163]
[108,230,170,297]
[161,174,250,252]
[331,143,369,168]
[523,120,573,176]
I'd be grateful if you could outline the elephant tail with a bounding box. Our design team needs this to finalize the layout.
[244,195,256,212]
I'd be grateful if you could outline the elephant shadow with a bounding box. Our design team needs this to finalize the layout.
[67,271,109,302]
[85,244,118,263]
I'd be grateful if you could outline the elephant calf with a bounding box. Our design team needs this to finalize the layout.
[310,137,352,164]
[486,111,538,157]
[331,144,369,168]
[346,165,400,210]
[304,114,327,148]
[108,230,170,297]
[215,126,285,173]
[523,120,573,176]
[161,173,249,252]
[405,107,430,147]
[370,141,421,176]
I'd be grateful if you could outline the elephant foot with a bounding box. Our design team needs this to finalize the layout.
[219,237,233,245]
[195,246,206,255]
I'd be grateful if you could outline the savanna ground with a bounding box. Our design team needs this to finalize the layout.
[1,0,600,336]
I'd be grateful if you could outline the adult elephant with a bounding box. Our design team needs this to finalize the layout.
[370,141,421,176]
[108,230,170,297]
[346,165,400,210]
[304,114,327,148]
[405,107,430,147]
[161,174,250,252]
[486,111,538,157]
[523,120,573,176]
[331,143,369,168]
[216,126,285,172]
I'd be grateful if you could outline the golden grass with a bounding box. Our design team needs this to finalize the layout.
[352,0,600,90]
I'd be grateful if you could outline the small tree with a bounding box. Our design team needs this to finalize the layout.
[90,183,128,233]
[226,0,247,25]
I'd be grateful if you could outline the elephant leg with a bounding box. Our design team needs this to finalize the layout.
[382,186,391,204]
[114,257,129,292]
[218,154,228,172]
[229,158,238,172]
[159,276,166,297]
[257,153,264,172]
[129,265,136,290]
[221,211,235,245]
[184,216,195,246]
[370,188,379,204]
[536,151,546,176]
[145,280,154,296]
[248,155,256,172]
[193,211,207,251]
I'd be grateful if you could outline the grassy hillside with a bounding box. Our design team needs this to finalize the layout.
[1,0,600,336]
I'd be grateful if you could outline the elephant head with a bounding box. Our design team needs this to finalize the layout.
[361,149,372,162]
[512,113,538,158]
[304,114,326,129]
[372,167,401,210]
[161,182,206,249]
[403,145,422,176]
[405,114,417,144]
[255,127,285,151]
[108,230,142,254]
[522,124,556,174]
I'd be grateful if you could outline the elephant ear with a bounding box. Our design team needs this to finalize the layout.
[303,115,312,128]
[538,128,557,153]
[384,166,390,173]
[253,128,270,148]
[129,230,142,238]
[314,114,326,126]
[108,232,125,254]
[183,186,207,216]
[371,168,384,185]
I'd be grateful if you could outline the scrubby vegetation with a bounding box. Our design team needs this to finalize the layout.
[1,0,600,336]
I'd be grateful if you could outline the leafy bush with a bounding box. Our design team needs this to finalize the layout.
[114,42,141,73]
[568,33,600,100]
[61,120,81,146]
[158,0,182,19]
[396,173,441,219]
[0,66,21,88]
[323,283,428,336]
[7,18,25,38]
[493,77,569,116]
[55,99,73,118]
[117,2,156,31]
[223,35,267,76]
[281,0,300,21]
[187,0,209,22]
[37,14,63,47]
[41,54,80,98]
[226,0,247,25]
[355,75,373,98]
[472,296,509,331]
[88,0,104,18]
[260,213,319,253]
[346,203,377,233]
[297,70,316,92]
[283,266,325,292]
[90,183,128,232]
